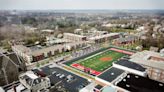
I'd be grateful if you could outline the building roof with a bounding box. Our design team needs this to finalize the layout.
[130,50,164,70]
[4,84,27,92]
[114,59,146,72]
[0,87,4,92]
[41,29,54,33]
[8,53,22,65]
[20,71,43,86]
[115,35,136,43]
[32,41,86,56]
[98,67,124,83]
[149,46,159,52]
[26,71,38,79]
[33,66,90,92]
[79,82,96,91]
[0,48,8,54]
[95,85,103,90]
[160,48,164,54]
[89,33,119,40]
[64,33,86,38]
[12,45,31,55]
[117,73,164,92]
[0,57,2,68]
[102,86,117,92]
[13,41,86,56]
[0,52,21,69]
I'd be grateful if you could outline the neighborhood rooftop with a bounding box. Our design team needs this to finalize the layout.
[130,50,164,70]
[64,33,86,38]
[33,65,90,92]
[114,59,146,72]
[117,73,164,92]
[97,67,125,83]
[89,33,120,40]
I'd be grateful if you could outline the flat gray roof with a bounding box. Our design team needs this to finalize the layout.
[115,59,146,72]
[98,67,124,82]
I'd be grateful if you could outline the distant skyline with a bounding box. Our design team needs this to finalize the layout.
[1,0,164,10]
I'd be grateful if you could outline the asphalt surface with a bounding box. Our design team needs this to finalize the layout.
[32,65,90,92]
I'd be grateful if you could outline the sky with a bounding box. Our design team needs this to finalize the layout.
[1,0,164,10]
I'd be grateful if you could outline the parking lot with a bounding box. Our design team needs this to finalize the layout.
[32,65,90,92]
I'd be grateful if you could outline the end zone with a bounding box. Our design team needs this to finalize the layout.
[71,63,101,76]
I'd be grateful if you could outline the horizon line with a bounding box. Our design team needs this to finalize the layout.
[1,9,164,11]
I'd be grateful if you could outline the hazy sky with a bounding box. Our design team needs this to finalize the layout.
[1,0,164,10]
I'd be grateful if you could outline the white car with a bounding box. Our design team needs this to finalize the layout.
[56,73,61,77]
[52,71,56,74]
[59,74,65,78]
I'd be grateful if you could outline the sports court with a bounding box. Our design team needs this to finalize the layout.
[67,47,134,76]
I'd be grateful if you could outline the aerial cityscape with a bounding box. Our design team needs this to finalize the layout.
[0,0,164,92]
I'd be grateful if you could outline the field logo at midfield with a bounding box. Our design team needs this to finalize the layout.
[109,48,134,55]
[99,57,113,62]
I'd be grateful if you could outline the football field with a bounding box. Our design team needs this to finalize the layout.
[74,50,125,72]
[65,47,134,75]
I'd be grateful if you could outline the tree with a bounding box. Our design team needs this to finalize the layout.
[36,62,40,67]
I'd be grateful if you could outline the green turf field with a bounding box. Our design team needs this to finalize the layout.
[74,50,126,72]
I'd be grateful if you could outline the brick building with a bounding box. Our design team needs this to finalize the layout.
[130,50,164,83]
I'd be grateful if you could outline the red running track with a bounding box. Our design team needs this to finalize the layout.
[109,48,134,55]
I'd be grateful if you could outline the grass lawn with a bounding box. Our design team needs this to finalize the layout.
[75,50,126,72]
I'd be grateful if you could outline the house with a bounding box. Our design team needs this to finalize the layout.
[74,28,83,35]
[149,46,159,52]
[19,71,51,92]
[136,26,145,31]
[113,35,137,45]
